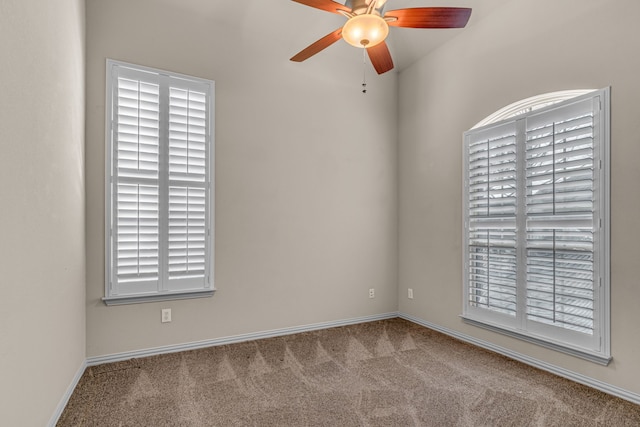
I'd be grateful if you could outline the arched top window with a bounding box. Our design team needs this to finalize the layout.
[471,89,596,129]
[462,88,610,365]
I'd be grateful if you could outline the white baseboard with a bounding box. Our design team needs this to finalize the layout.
[86,312,399,366]
[398,312,640,406]
[47,359,87,427]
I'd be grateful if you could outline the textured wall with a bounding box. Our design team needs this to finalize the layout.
[399,0,640,395]
[0,0,86,424]
[85,0,398,358]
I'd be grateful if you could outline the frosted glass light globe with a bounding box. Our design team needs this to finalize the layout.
[342,14,389,48]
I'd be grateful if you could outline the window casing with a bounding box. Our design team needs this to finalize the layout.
[462,89,610,364]
[105,60,215,305]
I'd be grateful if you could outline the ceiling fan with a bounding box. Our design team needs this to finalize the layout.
[290,0,472,75]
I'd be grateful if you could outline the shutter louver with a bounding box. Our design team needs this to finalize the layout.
[467,123,518,316]
[525,98,595,334]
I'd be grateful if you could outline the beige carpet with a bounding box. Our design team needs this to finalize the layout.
[58,318,640,426]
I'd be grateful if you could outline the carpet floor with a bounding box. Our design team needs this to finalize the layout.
[57,318,640,426]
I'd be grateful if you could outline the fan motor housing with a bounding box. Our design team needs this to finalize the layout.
[345,0,386,16]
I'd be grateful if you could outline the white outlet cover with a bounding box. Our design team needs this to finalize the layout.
[161,308,171,323]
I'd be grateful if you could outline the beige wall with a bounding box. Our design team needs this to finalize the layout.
[0,0,86,425]
[85,0,398,357]
[399,0,640,394]
[2,0,637,420]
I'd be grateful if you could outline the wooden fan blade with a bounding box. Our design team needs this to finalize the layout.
[385,7,472,29]
[290,28,343,62]
[291,0,351,14]
[367,41,394,75]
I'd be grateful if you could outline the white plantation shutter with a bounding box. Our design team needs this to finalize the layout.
[116,77,160,180]
[114,74,160,292]
[467,122,518,319]
[116,183,159,285]
[463,89,609,363]
[525,98,596,335]
[168,186,206,280]
[169,87,207,181]
[167,86,208,285]
[105,60,214,304]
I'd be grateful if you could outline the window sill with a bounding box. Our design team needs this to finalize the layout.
[103,289,215,306]
[461,315,612,366]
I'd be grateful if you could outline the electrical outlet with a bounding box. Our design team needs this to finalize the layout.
[369,288,375,298]
[161,308,172,323]
[408,288,414,299]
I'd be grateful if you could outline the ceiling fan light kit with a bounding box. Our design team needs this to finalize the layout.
[342,14,389,48]
[290,0,472,75]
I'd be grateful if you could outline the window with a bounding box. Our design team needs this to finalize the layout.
[104,60,215,305]
[462,89,610,364]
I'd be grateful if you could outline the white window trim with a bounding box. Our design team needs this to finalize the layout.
[104,59,215,305]
[462,88,610,365]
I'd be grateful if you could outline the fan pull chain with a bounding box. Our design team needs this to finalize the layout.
[362,48,367,94]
